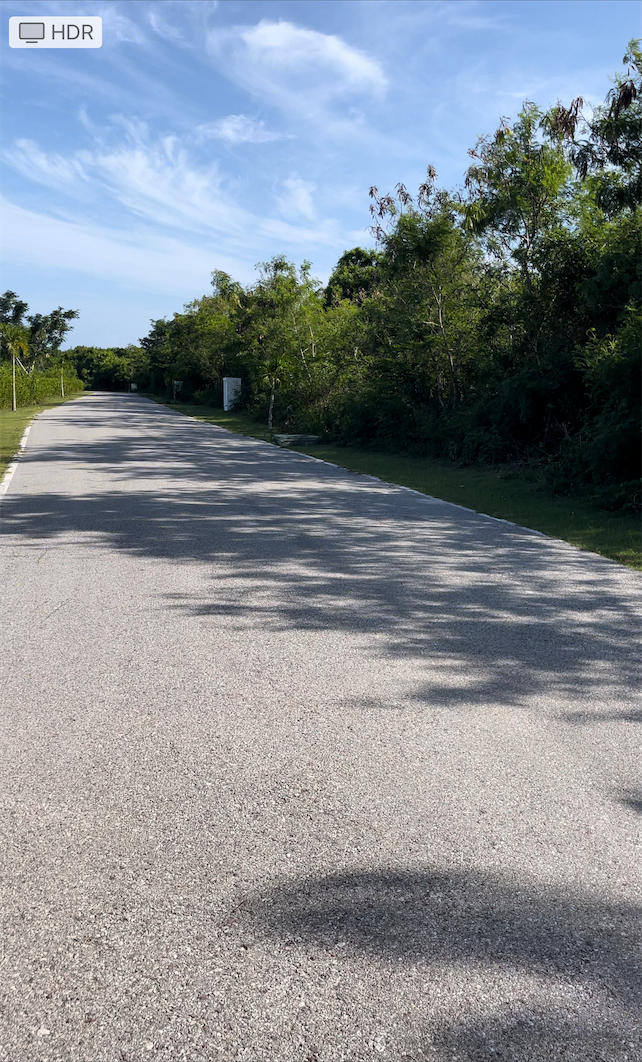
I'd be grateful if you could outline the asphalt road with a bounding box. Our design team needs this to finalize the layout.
[1,393,640,1062]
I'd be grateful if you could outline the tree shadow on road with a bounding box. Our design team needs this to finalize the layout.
[232,866,640,1060]
[617,789,642,814]
[3,395,640,718]
[414,1014,635,1061]
[3,398,640,717]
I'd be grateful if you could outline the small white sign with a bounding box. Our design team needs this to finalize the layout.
[9,16,102,48]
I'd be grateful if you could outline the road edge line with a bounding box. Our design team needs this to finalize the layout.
[0,422,34,498]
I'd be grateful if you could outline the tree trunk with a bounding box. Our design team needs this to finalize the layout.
[11,353,16,412]
[60,365,65,398]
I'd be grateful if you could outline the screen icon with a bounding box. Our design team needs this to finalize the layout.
[18,23,45,43]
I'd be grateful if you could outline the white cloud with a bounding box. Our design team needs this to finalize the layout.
[86,134,234,236]
[5,123,238,238]
[96,5,147,44]
[238,20,385,88]
[196,115,285,144]
[3,125,345,254]
[276,176,317,221]
[207,20,386,120]
[148,9,184,42]
[4,139,88,194]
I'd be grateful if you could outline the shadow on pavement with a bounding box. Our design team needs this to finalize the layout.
[413,1015,635,1061]
[233,866,640,1060]
[562,708,642,724]
[2,396,639,719]
[618,789,642,814]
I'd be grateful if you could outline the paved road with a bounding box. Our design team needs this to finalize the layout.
[1,393,640,1062]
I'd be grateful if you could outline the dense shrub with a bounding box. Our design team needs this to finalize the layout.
[0,365,84,409]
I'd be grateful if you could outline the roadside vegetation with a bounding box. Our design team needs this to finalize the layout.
[72,46,639,525]
[0,292,83,411]
[0,291,85,475]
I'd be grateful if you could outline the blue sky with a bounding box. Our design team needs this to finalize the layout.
[1,0,639,347]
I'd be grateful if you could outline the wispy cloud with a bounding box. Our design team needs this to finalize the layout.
[5,123,241,237]
[207,20,387,121]
[196,115,286,144]
[147,9,184,43]
[4,139,89,194]
[276,176,317,221]
[3,122,345,253]
[96,5,147,45]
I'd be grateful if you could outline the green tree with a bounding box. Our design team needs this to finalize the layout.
[66,346,146,391]
[243,257,325,429]
[0,323,29,411]
[324,248,383,306]
[26,306,79,371]
[347,173,482,448]
[0,291,29,325]
[558,40,642,215]
[464,103,571,284]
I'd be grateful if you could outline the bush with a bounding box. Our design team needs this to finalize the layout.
[192,385,223,406]
[590,480,641,514]
[0,365,84,408]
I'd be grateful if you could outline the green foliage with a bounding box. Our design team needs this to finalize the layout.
[324,248,383,306]
[567,40,642,214]
[465,103,572,280]
[66,345,147,390]
[0,365,83,408]
[26,307,80,367]
[135,45,640,516]
[0,291,80,373]
[139,270,245,399]
[0,291,29,325]
[0,322,29,365]
[548,303,641,509]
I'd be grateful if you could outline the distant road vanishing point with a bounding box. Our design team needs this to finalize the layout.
[1,393,640,1062]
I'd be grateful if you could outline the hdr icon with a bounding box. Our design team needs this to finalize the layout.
[9,16,102,48]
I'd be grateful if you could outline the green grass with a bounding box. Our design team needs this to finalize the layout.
[0,394,84,479]
[147,397,642,569]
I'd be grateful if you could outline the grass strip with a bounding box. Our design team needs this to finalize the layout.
[0,394,84,479]
[147,397,641,569]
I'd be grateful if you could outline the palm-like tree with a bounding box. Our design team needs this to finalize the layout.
[0,323,30,412]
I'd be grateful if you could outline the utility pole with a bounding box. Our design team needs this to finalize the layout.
[11,352,16,412]
[60,363,65,398]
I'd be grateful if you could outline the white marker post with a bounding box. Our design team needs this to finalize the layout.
[223,378,242,411]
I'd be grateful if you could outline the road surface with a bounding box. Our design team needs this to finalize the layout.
[1,393,640,1062]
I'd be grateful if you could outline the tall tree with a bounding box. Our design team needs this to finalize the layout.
[0,291,29,325]
[557,40,642,215]
[243,257,325,429]
[366,172,481,417]
[464,103,572,285]
[26,306,79,371]
[0,323,29,411]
